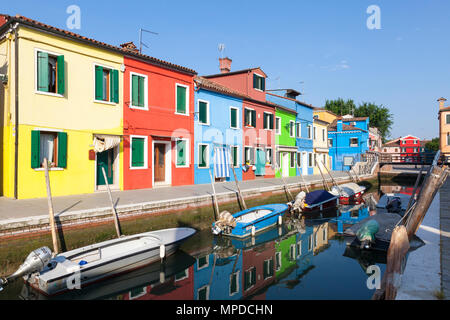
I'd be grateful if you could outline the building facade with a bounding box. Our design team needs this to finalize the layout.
[399,135,421,162]
[438,97,450,159]
[312,117,330,175]
[274,106,298,178]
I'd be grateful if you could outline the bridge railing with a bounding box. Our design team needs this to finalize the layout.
[379,152,444,164]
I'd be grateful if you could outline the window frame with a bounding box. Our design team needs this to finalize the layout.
[350,137,359,147]
[230,106,239,129]
[197,285,210,300]
[297,152,302,168]
[93,62,118,105]
[446,114,450,125]
[229,271,240,297]
[244,146,254,165]
[129,71,149,110]
[253,73,265,92]
[263,112,273,130]
[290,152,296,169]
[175,138,190,168]
[129,135,148,170]
[197,99,210,126]
[175,83,190,116]
[34,48,64,98]
[198,143,210,169]
[308,152,313,168]
[296,122,301,138]
[244,108,256,128]
[275,117,281,135]
[231,145,240,168]
[289,120,295,138]
[266,147,272,166]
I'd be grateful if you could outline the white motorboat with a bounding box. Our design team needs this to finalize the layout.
[1,227,195,296]
[330,183,366,204]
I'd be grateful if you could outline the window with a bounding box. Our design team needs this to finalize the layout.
[244,267,256,291]
[130,73,147,109]
[313,127,317,140]
[176,139,188,167]
[289,121,295,137]
[244,108,256,127]
[322,129,326,142]
[129,287,147,300]
[308,235,313,251]
[402,148,406,153]
[175,269,189,282]
[197,255,209,270]
[198,100,209,125]
[31,130,67,169]
[95,65,119,103]
[275,117,281,135]
[414,148,418,153]
[446,114,450,124]
[275,252,282,271]
[198,285,210,300]
[263,258,274,279]
[263,112,274,130]
[231,146,239,167]
[297,152,302,167]
[230,107,239,129]
[296,241,302,258]
[328,139,333,147]
[314,153,317,166]
[198,144,209,168]
[308,153,313,167]
[266,148,272,165]
[296,122,301,138]
[130,136,147,169]
[350,138,359,147]
[245,147,254,164]
[229,271,240,296]
[290,152,295,168]
[176,84,189,115]
[36,50,65,95]
[253,73,265,91]
[447,133,450,146]
[289,244,296,261]
[307,125,312,139]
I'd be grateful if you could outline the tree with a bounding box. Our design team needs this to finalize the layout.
[324,99,394,143]
[425,138,439,152]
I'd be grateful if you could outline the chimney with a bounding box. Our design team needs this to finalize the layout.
[120,42,139,53]
[219,57,232,73]
[438,97,447,109]
[337,120,343,132]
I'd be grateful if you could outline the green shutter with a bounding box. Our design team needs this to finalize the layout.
[199,145,207,168]
[233,147,238,167]
[57,132,68,168]
[253,74,258,89]
[37,51,49,92]
[251,110,256,127]
[199,101,207,124]
[132,75,139,106]
[138,76,145,107]
[231,108,237,128]
[177,140,186,166]
[31,131,41,169]
[111,69,119,103]
[131,138,145,167]
[261,77,265,91]
[244,109,248,126]
[270,114,274,129]
[176,86,187,114]
[95,66,104,100]
[230,273,237,294]
[57,55,65,95]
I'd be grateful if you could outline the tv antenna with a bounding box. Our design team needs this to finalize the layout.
[139,28,159,54]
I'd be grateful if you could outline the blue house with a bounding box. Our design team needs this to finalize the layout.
[328,116,369,171]
[266,90,314,176]
[194,77,244,184]
[193,251,243,300]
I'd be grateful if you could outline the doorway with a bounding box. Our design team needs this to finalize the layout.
[153,141,171,186]
[282,152,289,177]
[97,148,115,187]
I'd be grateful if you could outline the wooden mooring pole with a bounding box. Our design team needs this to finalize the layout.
[209,169,220,221]
[317,160,330,191]
[230,164,247,210]
[44,158,59,255]
[101,167,122,238]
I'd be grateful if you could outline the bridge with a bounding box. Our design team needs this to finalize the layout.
[379,153,450,168]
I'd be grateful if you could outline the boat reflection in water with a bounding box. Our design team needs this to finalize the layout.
[20,250,196,300]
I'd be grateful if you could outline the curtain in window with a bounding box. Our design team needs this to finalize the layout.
[93,135,121,153]
[40,133,55,165]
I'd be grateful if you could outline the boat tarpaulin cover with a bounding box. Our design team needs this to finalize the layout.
[305,190,336,207]
[214,147,231,178]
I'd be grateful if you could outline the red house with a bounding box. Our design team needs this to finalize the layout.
[203,58,276,180]
[121,43,196,190]
[399,135,421,162]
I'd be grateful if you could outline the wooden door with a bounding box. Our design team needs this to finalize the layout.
[154,143,166,183]
[97,149,114,186]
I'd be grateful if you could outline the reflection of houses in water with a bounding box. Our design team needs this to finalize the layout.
[313,222,330,255]
[241,241,276,299]
[380,185,402,194]
[334,204,370,233]
[122,265,194,300]
[192,250,243,300]
[274,233,298,280]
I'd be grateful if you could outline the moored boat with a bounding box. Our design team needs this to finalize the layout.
[212,204,289,238]
[376,193,411,216]
[330,183,366,204]
[290,190,339,215]
[1,228,196,296]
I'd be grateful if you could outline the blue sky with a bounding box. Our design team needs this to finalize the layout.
[2,0,449,140]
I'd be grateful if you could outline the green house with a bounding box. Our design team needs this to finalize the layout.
[275,107,298,178]
[275,233,298,279]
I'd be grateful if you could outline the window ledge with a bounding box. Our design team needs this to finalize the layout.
[130,166,148,170]
[35,91,64,98]
[94,100,117,106]
[129,105,149,111]
[34,167,64,172]
[175,112,189,117]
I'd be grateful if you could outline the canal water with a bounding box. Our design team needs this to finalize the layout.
[0,183,419,300]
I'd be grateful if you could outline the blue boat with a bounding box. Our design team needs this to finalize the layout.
[212,204,289,238]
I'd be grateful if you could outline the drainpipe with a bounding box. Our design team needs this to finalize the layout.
[13,23,19,199]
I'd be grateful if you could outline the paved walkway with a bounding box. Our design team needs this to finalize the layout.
[440,177,450,299]
[0,171,356,224]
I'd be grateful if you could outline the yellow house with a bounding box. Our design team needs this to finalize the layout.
[0,15,124,199]
[313,107,338,124]
[438,97,450,159]
[312,117,331,175]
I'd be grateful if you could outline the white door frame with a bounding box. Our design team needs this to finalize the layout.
[282,152,289,177]
[302,151,308,175]
[152,140,172,187]
[95,145,120,191]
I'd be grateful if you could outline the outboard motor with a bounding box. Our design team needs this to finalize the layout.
[0,247,53,291]
[291,192,306,214]
[386,197,402,214]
